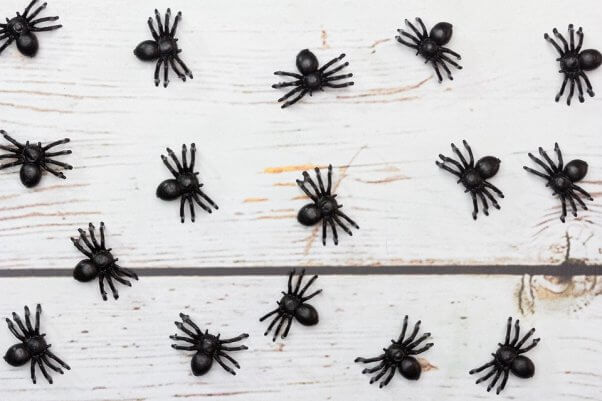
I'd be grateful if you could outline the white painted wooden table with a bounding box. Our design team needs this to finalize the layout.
[0,0,600,400]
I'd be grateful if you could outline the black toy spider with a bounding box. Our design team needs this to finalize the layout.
[470,317,540,394]
[0,130,72,188]
[71,222,138,301]
[260,269,322,342]
[0,0,62,57]
[436,140,504,220]
[545,24,601,105]
[355,315,434,388]
[4,304,70,384]
[272,49,354,108]
[156,143,218,223]
[395,18,462,82]
[134,9,193,87]
[296,164,359,245]
[523,143,592,223]
[170,313,248,376]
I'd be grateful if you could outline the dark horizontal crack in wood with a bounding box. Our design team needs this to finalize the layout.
[0,264,600,277]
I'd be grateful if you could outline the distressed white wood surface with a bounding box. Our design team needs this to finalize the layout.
[0,276,600,401]
[0,0,600,268]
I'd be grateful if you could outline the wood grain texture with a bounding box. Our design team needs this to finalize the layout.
[0,0,601,269]
[0,276,600,401]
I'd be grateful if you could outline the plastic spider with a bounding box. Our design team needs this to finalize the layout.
[395,18,462,82]
[272,49,354,108]
[71,222,138,301]
[355,315,434,388]
[134,9,193,87]
[436,140,503,220]
[156,143,218,223]
[545,24,601,105]
[296,164,359,245]
[170,313,249,376]
[3,304,70,384]
[0,130,72,188]
[260,269,322,342]
[0,0,62,57]
[523,143,592,222]
[470,317,540,394]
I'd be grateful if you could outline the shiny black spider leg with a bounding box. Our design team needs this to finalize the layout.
[440,53,463,70]
[566,76,575,106]
[163,59,170,88]
[396,315,409,343]
[414,17,428,37]
[431,60,443,82]
[379,365,397,388]
[34,304,41,335]
[23,306,35,334]
[191,192,211,214]
[166,147,183,172]
[154,9,164,35]
[2,132,24,149]
[259,307,280,322]
[174,54,193,79]
[40,355,64,375]
[170,11,182,37]
[321,219,328,245]
[195,187,218,210]
[441,47,462,59]
[163,8,171,34]
[469,357,496,376]
[5,317,26,341]
[313,167,327,195]
[297,273,317,298]
[324,74,354,85]
[292,268,305,294]
[327,218,339,245]
[436,159,462,178]
[36,355,53,383]
[571,184,594,201]
[318,53,346,73]
[214,354,237,375]
[170,335,195,344]
[396,29,421,46]
[515,327,537,349]
[528,153,554,176]
[477,192,490,216]
[395,34,419,51]
[272,80,302,89]
[174,320,198,339]
[147,17,159,40]
[553,28,569,53]
[555,75,569,102]
[186,195,196,222]
[114,264,138,280]
[0,37,14,55]
[496,368,510,394]
[217,351,242,370]
[482,187,501,209]
[286,269,295,293]
[568,191,588,211]
[324,82,353,89]
[77,227,96,253]
[154,59,162,86]
[109,270,132,288]
[405,18,424,39]
[436,58,454,80]
[579,72,595,97]
[97,271,108,300]
[575,74,585,103]
[0,160,23,170]
[301,171,321,198]
[509,319,521,346]
[468,191,479,220]
[87,223,100,249]
[30,22,62,33]
[179,196,186,223]
[322,61,349,77]
[567,195,578,217]
[401,320,422,346]
[40,163,67,179]
[360,360,386,375]
[179,313,203,337]
[558,195,568,222]
[486,367,503,392]
[281,87,308,108]
[335,209,359,229]
[333,215,353,237]
[220,334,249,346]
[451,143,469,168]
[25,1,50,22]
[22,0,39,18]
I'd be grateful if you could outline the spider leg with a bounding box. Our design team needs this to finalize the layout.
[41,163,67,179]
[558,195,568,223]
[323,62,349,77]
[169,335,195,344]
[147,17,159,40]
[323,82,354,89]
[88,223,101,249]
[188,143,196,171]
[368,363,390,385]
[281,88,308,108]
[26,2,50,21]
[281,315,294,338]
[11,312,29,337]
[43,138,70,151]
[77,228,95,252]
[469,360,495,374]
[297,274,318,297]
[187,195,196,222]
[301,289,322,302]
[105,274,119,299]
[407,332,431,349]
[109,270,132,287]
[293,269,305,294]
[321,219,327,246]
[459,140,474,167]
[554,74,569,102]
[45,149,71,158]
[482,188,500,209]
[394,35,419,50]
[2,132,24,149]
[0,154,19,160]
[301,171,321,196]
[510,319,520,346]
[552,142,563,170]
[41,355,63,374]
[440,54,463,70]
[469,191,479,220]
[34,304,41,335]
[259,307,280,322]
[523,166,550,181]
[335,210,359,229]
[22,0,38,18]
[474,366,497,384]
[166,147,183,172]
[0,160,24,170]
[114,265,138,280]
[179,313,202,336]
[553,28,569,52]
[170,11,182,37]
[397,29,421,45]
[175,321,197,339]
[314,167,326,195]
[441,47,462,59]
[355,354,386,364]
[30,24,62,32]
[24,306,34,334]
[195,188,218,210]
[272,80,301,89]
[220,344,248,351]
[566,77,575,106]
[477,192,490,216]
[163,59,170,88]
[380,366,396,388]
[154,9,164,35]
[404,19,424,39]
[435,59,454,80]
[324,73,353,82]
[575,74,585,103]
[71,237,92,258]
[5,318,26,341]
[450,143,469,168]
[171,344,196,351]
[174,55,193,79]
[36,357,53,383]
[271,315,287,341]
[45,350,70,370]
[496,369,510,394]
[164,8,171,34]
[577,72,594,98]
[30,16,59,26]
[575,26,584,52]
[518,338,541,354]
[515,327,536,348]
[217,351,241,369]
[319,53,346,73]
[328,218,339,245]
[567,195,578,217]
[333,214,353,237]
[528,153,554,175]
[435,160,461,177]
[169,58,186,82]
[160,155,179,178]
[274,71,303,79]
[179,196,186,222]
[30,359,37,384]
[486,369,502,392]
[396,315,409,342]
[277,85,303,102]
[286,269,295,293]
[153,59,162,87]
[409,342,434,355]
[0,38,14,55]
[361,360,385,374]
[571,184,593,201]
[214,354,237,375]
[98,272,108,301]
[431,60,444,82]
[263,313,283,337]
[544,33,564,56]
[568,191,587,211]
[415,17,428,37]
[568,24,575,51]
[401,320,421,346]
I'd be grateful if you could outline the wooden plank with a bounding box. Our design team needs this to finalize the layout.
[0,276,600,400]
[0,3,600,268]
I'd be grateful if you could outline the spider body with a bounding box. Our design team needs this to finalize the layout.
[545,25,601,104]
[260,269,322,341]
[470,317,540,394]
[395,18,462,82]
[355,316,434,388]
[272,49,354,108]
[0,0,62,57]
[134,9,193,87]
[170,313,248,376]
[296,164,359,245]
[436,140,503,220]
[71,222,138,301]
[523,143,592,222]
[0,131,72,187]
[156,144,218,223]
[3,305,70,384]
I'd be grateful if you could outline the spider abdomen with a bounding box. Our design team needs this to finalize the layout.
[295,304,319,326]
[16,33,39,57]
[19,163,42,188]
[296,49,319,74]
[511,355,535,379]
[134,40,159,61]
[430,22,453,46]
[4,343,31,366]
[73,260,99,282]
[579,49,602,71]
[399,356,421,380]
[297,204,322,226]
[564,159,588,182]
[191,352,213,376]
[156,179,182,200]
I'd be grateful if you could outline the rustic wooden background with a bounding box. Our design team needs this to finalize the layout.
[0,0,600,400]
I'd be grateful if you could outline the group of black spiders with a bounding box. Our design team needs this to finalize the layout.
[5,271,541,395]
